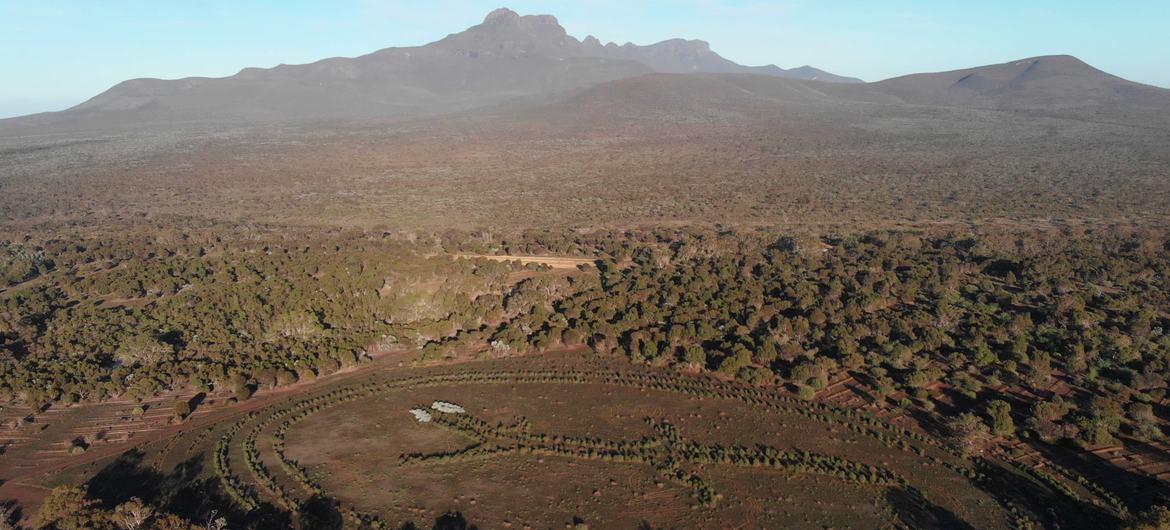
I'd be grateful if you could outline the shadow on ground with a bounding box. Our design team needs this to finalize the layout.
[883,487,975,530]
[83,449,481,530]
[85,449,290,530]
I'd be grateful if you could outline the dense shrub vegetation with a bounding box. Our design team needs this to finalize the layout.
[471,228,1170,449]
[3,224,1170,482]
[0,232,518,405]
[24,486,216,530]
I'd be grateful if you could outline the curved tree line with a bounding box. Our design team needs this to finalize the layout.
[233,367,1027,527]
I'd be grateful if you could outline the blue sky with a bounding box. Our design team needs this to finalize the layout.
[2,0,1168,118]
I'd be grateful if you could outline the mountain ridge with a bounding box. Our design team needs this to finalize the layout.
[2,9,1166,133]
[2,7,861,131]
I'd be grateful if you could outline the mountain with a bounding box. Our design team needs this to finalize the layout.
[850,55,1170,115]
[418,8,860,82]
[520,54,1170,129]
[574,35,861,83]
[46,9,654,126]
[5,8,1166,134]
[4,7,857,130]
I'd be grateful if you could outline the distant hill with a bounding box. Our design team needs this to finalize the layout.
[846,55,1170,117]
[530,55,1170,128]
[1,7,857,131]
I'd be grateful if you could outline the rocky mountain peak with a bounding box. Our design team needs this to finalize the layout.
[483,7,520,23]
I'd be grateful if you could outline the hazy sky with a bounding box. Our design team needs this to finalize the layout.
[3,0,1168,118]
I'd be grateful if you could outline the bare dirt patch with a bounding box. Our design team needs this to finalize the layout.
[454,254,596,270]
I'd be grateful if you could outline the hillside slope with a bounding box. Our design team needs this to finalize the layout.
[841,55,1170,120]
[520,57,1170,129]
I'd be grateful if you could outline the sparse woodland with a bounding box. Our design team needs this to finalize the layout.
[1,171,1170,529]
[2,225,1168,459]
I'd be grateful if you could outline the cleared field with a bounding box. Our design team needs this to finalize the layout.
[284,380,1003,528]
[454,254,596,270]
[15,354,1135,529]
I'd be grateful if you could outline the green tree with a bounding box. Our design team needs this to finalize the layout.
[716,349,752,376]
[228,373,253,401]
[986,400,1015,436]
[30,486,93,530]
[947,412,991,456]
[113,497,155,530]
[172,400,192,422]
[684,346,707,367]
[114,334,174,367]
[1125,505,1170,530]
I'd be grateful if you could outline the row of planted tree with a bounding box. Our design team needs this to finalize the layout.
[195,364,1139,529]
[206,367,1003,526]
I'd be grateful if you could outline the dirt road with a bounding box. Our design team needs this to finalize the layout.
[454,254,596,270]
